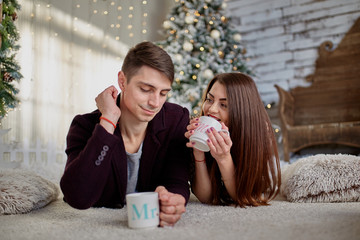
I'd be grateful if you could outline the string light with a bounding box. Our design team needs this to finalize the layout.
[142,0,148,36]
[28,0,150,54]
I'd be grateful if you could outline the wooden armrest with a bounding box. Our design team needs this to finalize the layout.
[274,85,295,126]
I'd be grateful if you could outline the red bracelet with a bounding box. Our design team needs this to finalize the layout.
[100,116,116,129]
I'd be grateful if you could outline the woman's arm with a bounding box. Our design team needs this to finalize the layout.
[206,127,237,202]
[191,150,212,203]
[216,155,237,201]
[185,118,213,203]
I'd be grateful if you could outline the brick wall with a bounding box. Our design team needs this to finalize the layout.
[227,0,360,106]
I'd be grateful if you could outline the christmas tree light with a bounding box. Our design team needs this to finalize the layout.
[156,0,252,115]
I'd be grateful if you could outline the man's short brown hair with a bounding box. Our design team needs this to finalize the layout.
[121,41,174,84]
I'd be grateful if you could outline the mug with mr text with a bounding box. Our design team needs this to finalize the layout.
[189,116,229,152]
[126,192,159,229]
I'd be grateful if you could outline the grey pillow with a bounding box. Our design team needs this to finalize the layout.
[281,154,360,203]
[0,169,59,215]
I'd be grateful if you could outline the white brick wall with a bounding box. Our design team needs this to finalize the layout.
[227,0,360,105]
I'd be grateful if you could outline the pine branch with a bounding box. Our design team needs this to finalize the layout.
[0,0,22,118]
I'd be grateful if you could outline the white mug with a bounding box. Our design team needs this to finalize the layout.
[126,192,159,229]
[189,116,229,152]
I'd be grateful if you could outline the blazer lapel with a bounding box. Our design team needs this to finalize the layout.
[136,109,166,191]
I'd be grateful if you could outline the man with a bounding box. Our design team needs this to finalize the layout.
[60,41,190,227]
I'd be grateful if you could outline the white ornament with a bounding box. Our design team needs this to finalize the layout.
[185,15,194,24]
[183,41,193,52]
[163,20,171,29]
[202,69,214,79]
[174,54,183,63]
[233,33,242,42]
[210,29,220,39]
[222,2,227,9]
[205,0,212,3]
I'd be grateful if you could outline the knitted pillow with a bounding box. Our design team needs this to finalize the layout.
[0,169,59,215]
[281,154,360,203]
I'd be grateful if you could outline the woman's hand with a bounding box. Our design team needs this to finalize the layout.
[207,122,233,166]
[184,118,205,159]
[184,117,200,140]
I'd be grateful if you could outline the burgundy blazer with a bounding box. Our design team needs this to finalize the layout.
[60,99,191,209]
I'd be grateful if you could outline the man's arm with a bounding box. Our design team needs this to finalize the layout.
[154,105,191,226]
[160,105,191,203]
[60,116,124,209]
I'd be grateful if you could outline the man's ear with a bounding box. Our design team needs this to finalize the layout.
[118,71,126,91]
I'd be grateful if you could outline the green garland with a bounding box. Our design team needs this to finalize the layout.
[0,0,22,118]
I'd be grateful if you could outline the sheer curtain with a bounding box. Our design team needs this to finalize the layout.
[0,0,159,181]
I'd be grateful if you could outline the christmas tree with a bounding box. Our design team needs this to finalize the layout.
[0,0,22,118]
[157,0,252,115]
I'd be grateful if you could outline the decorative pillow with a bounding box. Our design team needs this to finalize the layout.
[281,154,360,203]
[0,169,59,215]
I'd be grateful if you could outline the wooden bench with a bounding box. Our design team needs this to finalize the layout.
[275,17,360,162]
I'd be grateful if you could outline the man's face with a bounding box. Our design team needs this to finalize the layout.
[119,65,172,122]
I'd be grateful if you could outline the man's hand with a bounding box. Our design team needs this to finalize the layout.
[155,186,186,227]
[95,86,121,133]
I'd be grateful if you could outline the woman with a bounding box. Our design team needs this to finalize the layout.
[185,72,281,207]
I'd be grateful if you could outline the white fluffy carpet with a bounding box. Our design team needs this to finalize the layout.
[1,154,360,240]
[0,194,359,240]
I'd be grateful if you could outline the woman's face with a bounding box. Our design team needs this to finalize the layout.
[202,81,229,126]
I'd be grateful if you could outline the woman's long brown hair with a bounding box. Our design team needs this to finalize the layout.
[201,72,281,207]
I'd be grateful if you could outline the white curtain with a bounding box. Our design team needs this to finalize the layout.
[0,0,156,181]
